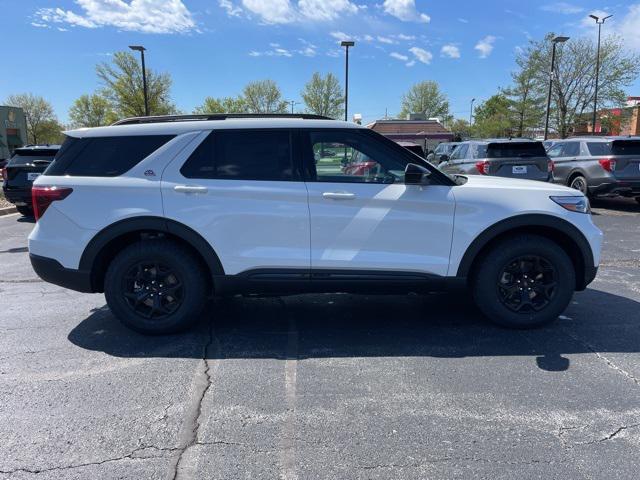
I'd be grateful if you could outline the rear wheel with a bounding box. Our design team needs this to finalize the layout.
[104,239,209,335]
[471,234,575,329]
[16,206,33,217]
[569,175,588,196]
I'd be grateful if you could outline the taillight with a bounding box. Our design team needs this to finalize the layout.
[547,160,554,173]
[475,161,490,175]
[598,158,616,172]
[32,186,73,221]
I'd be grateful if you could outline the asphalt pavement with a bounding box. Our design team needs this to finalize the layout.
[0,198,639,479]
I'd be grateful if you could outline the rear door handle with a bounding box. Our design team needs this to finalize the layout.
[323,191,356,200]
[174,185,208,194]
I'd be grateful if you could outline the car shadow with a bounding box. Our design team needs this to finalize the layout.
[16,216,35,223]
[590,197,639,214]
[67,288,640,373]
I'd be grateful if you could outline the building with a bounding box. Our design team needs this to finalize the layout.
[573,97,640,136]
[366,115,454,154]
[0,106,27,160]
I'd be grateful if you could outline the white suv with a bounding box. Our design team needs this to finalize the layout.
[28,114,602,334]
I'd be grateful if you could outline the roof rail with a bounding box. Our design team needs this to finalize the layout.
[111,113,332,126]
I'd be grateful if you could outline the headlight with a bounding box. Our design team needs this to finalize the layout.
[550,196,591,214]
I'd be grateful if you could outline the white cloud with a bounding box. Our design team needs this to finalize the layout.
[241,0,294,23]
[474,35,496,58]
[620,4,640,51]
[330,31,352,41]
[377,35,396,44]
[540,2,583,14]
[457,17,468,23]
[363,34,374,42]
[405,60,415,67]
[34,0,196,34]
[409,46,432,64]
[219,0,242,17]
[248,47,293,57]
[382,0,430,23]
[395,33,415,41]
[298,0,358,21]
[441,44,460,58]
[390,51,409,61]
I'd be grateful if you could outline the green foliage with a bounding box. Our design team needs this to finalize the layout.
[449,118,472,141]
[193,96,247,114]
[96,51,177,118]
[301,72,344,119]
[4,93,58,144]
[503,55,546,137]
[399,81,450,120]
[68,94,117,128]
[242,80,288,114]
[471,94,514,138]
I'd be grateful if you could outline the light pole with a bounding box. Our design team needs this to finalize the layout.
[469,98,475,125]
[543,36,569,140]
[589,14,612,133]
[288,100,299,114]
[340,41,355,122]
[129,45,149,116]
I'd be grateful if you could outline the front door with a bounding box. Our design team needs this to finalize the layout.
[303,129,455,276]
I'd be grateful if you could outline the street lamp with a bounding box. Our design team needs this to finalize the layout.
[589,14,612,133]
[129,45,149,116]
[543,36,569,140]
[288,100,300,114]
[340,41,355,122]
[470,98,475,125]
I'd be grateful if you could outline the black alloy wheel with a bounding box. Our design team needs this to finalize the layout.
[496,255,557,313]
[123,261,184,319]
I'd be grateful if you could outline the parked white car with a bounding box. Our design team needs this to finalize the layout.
[28,114,602,334]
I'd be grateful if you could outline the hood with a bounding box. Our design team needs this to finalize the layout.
[458,174,580,195]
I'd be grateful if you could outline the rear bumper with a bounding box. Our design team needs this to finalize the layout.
[30,253,94,293]
[589,181,640,197]
[2,186,32,206]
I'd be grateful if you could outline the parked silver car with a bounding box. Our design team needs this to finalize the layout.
[438,139,553,182]
[547,136,640,202]
[427,142,459,164]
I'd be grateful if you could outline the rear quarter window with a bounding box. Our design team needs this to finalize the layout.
[45,135,175,177]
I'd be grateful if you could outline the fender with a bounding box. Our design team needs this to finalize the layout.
[456,213,595,282]
[79,216,225,289]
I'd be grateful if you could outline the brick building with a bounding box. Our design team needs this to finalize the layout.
[366,116,454,154]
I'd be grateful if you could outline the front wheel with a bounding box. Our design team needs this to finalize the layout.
[471,234,575,329]
[104,239,209,335]
[16,205,33,217]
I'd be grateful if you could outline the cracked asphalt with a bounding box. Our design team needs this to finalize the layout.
[1,197,639,479]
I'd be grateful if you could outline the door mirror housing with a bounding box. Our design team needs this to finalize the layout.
[439,154,449,163]
[404,163,431,185]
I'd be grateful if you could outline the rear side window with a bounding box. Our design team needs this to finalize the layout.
[181,130,293,181]
[587,142,612,156]
[45,135,174,177]
[487,142,547,158]
[612,140,640,155]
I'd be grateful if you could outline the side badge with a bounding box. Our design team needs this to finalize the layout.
[144,169,156,177]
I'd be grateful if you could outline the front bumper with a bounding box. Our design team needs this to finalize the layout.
[30,253,93,293]
[2,186,32,206]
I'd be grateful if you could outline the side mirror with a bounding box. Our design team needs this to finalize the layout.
[439,154,449,163]
[404,163,431,185]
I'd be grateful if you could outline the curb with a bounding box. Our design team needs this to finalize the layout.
[0,206,18,216]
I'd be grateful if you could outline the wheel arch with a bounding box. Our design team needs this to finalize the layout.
[79,216,224,293]
[456,214,595,291]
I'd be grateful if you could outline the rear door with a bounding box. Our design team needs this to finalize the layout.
[302,129,455,276]
[487,142,550,181]
[550,141,581,185]
[161,129,310,275]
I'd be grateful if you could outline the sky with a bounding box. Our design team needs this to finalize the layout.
[1,0,640,125]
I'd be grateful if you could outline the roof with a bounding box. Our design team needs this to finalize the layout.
[554,135,640,142]
[65,117,363,138]
[457,138,539,145]
[14,144,61,151]
[366,119,451,135]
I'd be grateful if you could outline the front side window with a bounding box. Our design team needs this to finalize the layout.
[561,142,580,157]
[547,144,563,158]
[308,130,407,184]
[450,143,469,161]
[181,130,293,181]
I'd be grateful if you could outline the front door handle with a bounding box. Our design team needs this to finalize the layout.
[174,185,208,194]
[323,191,356,200]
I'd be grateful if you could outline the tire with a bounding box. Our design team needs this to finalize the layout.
[471,234,575,329]
[569,175,588,196]
[104,239,209,335]
[635,197,640,205]
[16,206,33,217]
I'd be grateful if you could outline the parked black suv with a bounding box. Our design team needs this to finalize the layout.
[2,145,60,216]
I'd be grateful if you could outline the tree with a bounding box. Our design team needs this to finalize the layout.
[242,80,288,114]
[36,119,66,144]
[4,93,57,144]
[449,119,472,141]
[301,72,344,119]
[193,96,247,114]
[519,34,640,138]
[503,57,545,137]
[471,94,514,138]
[399,81,450,120]
[96,51,177,118]
[68,94,117,128]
